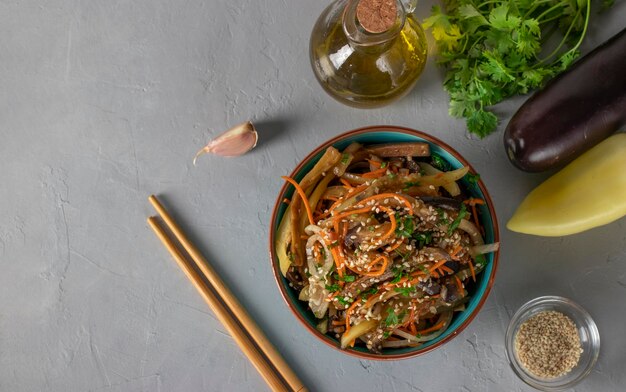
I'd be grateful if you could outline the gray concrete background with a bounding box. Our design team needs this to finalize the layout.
[1,1,625,391]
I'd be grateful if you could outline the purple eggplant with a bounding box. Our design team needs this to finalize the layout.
[504,28,626,172]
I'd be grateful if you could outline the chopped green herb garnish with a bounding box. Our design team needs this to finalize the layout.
[416,333,422,338]
[448,204,468,235]
[475,254,487,268]
[380,162,388,169]
[385,308,399,326]
[368,226,375,232]
[414,231,433,249]
[394,250,411,262]
[336,296,354,306]
[383,331,391,339]
[362,288,378,296]
[394,286,417,297]
[391,268,406,283]
[431,154,450,171]
[403,181,421,191]
[341,153,350,165]
[465,172,481,186]
[325,284,340,292]
[437,208,447,224]
[330,241,339,248]
[388,173,397,180]
[395,215,416,238]
[334,274,356,283]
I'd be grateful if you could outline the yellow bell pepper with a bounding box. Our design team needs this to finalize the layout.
[507,133,626,236]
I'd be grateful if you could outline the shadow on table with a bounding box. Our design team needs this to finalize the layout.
[254,118,294,150]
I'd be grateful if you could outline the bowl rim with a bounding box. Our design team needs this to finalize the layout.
[504,295,601,390]
[268,125,500,360]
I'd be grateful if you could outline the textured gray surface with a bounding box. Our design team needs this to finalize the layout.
[1,1,625,391]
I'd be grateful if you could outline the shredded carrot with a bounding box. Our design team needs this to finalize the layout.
[464,198,485,205]
[378,206,397,241]
[364,290,386,308]
[428,259,448,273]
[345,299,361,332]
[384,276,409,288]
[340,178,354,189]
[361,167,387,178]
[440,265,454,274]
[410,321,418,335]
[454,276,464,293]
[357,193,414,215]
[362,255,389,276]
[282,176,315,225]
[464,198,484,235]
[331,320,345,326]
[449,244,463,260]
[468,258,476,282]
[330,206,373,224]
[417,321,445,335]
[330,246,345,277]
[367,159,383,169]
[385,239,403,253]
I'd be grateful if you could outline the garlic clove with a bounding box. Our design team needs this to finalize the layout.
[193,121,258,164]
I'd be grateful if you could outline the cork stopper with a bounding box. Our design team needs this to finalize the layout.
[356,0,397,34]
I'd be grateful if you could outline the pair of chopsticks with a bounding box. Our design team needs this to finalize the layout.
[147,195,307,392]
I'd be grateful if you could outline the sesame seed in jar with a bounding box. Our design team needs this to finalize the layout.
[514,311,582,379]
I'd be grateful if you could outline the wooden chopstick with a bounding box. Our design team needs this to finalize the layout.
[147,195,306,392]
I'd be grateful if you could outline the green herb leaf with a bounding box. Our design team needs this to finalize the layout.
[448,204,469,235]
[334,274,356,283]
[466,109,498,138]
[425,0,592,138]
[403,181,421,191]
[464,172,480,186]
[325,284,340,292]
[395,215,416,238]
[336,296,354,306]
[362,287,379,296]
[431,154,450,171]
[414,231,433,249]
[385,308,399,326]
[475,254,487,269]
[394,286,417,297]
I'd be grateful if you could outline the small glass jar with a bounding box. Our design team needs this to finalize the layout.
[309,0,428,108]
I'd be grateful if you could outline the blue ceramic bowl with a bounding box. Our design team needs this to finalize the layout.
[269,126,500,360]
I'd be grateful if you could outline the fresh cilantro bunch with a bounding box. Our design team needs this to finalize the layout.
[423,0,598,137]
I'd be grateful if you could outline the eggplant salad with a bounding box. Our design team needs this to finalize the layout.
[276,142,499,353]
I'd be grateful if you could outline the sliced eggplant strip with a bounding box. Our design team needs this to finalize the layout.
[366,142,430,157]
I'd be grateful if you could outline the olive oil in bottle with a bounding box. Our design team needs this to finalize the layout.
[310,0,428,108]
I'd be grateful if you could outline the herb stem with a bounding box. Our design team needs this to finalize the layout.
[535,2,566,23]
[523,0,554,19]
[560,0,591,56]
[536,6,583,65]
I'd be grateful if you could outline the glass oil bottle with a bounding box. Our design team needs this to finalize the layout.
[310,0,428,108]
